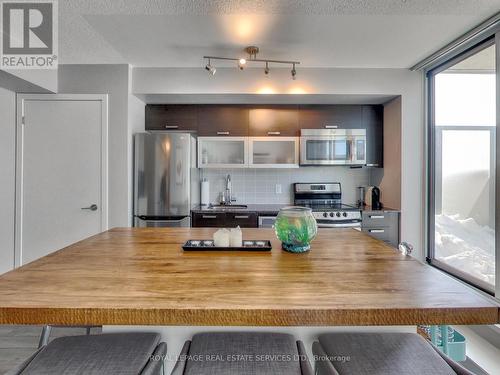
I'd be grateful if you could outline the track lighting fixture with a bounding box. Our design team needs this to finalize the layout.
[203,46,299,79]
[205,59,216,75]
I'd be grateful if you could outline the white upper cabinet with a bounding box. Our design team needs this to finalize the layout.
[198,137,248,168]
[248,137,299,168]
[198,137,299,168]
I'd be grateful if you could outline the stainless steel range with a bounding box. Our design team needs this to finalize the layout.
[294,183,362,228]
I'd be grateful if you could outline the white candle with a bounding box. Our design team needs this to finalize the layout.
[229,226,243,247]
[213,229,230,247]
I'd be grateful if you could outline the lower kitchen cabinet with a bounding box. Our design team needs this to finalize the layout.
[192,212,258,228]
[191,212,226,227]
[361,210,399,247]
[225,212,258,227]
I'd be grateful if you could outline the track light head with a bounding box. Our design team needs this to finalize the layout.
[238,58,246,70]
[205,59,216,75]
[291,64,297,80]
[264,62,270,75]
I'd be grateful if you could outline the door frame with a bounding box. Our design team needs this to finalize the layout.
[15,94,109,267]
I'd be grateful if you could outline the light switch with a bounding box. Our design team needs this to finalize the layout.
[275,184,282,194]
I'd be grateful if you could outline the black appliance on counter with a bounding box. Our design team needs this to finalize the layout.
[371,186,382,210]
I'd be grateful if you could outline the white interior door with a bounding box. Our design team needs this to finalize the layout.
[16,94,108,266]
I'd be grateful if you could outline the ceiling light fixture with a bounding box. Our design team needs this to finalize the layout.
[203,46,299,79]
[205,58,216,75]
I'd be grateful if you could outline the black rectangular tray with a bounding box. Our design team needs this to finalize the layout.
[182,239,272,251]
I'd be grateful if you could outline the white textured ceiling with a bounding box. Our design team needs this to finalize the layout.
[59,0,500,67]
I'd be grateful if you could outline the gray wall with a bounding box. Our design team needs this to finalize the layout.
[58,64,143,227]
[127,67,146,222]
[0,87,16,274]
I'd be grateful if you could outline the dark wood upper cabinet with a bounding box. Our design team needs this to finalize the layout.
[298,105,363,130]
[248,106,299,136]
[145,105,198,131]
[198,105,249,136]
[362,105,384,168]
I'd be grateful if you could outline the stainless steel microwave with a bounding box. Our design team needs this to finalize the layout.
[300,129,367,165]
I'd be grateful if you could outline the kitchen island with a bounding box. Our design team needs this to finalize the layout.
[2,227,499,373]
[0,227,497,326]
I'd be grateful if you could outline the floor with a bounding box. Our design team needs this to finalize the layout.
[0,325,101,374]
[0,325,495,374]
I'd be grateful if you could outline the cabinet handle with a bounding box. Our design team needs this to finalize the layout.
[267,131,281,135]
[366,163,379,167]
[325,125,338,129]
[369,229,385,233]
[234,215,249,219]
[165,125,179,129]
[369,215,385,219]
[202,215,217,219]
[217,131,230,135]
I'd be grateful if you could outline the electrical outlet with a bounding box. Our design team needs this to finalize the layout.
[275,184,282,194]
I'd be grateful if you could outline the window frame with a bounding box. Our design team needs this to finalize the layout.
[426,36,497,295]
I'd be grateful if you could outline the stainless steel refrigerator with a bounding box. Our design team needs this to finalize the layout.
[133,132,199,227]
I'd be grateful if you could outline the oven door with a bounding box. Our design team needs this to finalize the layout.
[316,220,362,228]
[300,136,353,165]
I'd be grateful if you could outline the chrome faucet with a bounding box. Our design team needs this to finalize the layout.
[225,174,232,204]
[221,174,234,205]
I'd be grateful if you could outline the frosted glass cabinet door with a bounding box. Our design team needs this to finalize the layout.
[249,137,299,168]
[198,137,248,168]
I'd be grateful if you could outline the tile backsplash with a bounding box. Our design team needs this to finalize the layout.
[200,167,371,205]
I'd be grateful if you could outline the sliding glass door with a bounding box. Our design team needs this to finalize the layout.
[428,39,497,293]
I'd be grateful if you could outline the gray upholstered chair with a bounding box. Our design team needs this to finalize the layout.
[7,332,167,375]
[312,332,475,375]
[171,332,313,375]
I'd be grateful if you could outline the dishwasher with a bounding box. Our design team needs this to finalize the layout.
[258,216,277,228]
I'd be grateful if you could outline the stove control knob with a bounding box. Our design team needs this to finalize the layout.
[343,212,348,217]
[336,212,341,217]
[323,212,328,218]
[329,212,335,217]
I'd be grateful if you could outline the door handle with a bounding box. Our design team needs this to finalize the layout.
[81,204,98,211]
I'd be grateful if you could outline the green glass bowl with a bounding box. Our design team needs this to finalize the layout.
[274,206,318,253]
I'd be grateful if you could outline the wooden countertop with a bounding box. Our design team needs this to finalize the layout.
[0,228,498,326]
